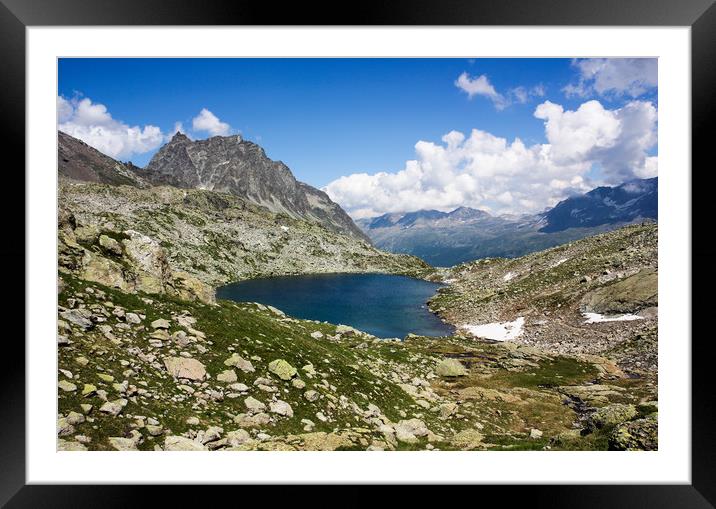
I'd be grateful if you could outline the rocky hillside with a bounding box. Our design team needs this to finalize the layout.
[429,223,658,375]
[136,133,369,242]
[59,180,431,294]
[57,271,657,452]
[357,179,657,266]
[58,130,149,188]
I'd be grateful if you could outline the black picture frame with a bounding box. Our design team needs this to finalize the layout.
[2,0,713,504]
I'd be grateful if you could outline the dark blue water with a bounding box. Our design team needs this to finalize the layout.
[217,273,454,338]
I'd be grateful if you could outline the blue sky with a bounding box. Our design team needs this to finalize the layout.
[58,58,658,217]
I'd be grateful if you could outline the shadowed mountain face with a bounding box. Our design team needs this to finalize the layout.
[539,178,657,233]
[137,133,369,242]
[358,178,657,266]
[58,130,148,188]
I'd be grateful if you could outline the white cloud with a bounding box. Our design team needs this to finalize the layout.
[57,95,164,160]
[324,99,657,219]
[191,108,231,136]
[456,72,547,110]
[455,72,508,109]
[563,58,657,98]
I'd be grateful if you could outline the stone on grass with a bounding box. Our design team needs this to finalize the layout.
[125,313,142,324]
[163,357,206,381]
[99,398,128,416]
[58,380,77,392]
[164,436,207,451]
[269,400,294,417]
[268,359,297,380]
[530,428,543,439]
[216,369,238,383]
[151,318,170,330]
[303,390,320,402]
[223,353,255,373]
[244,396,266,413]
[435,358,467,377]
[590,404,638,429]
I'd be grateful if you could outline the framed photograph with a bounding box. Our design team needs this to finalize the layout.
[4,0,713,503]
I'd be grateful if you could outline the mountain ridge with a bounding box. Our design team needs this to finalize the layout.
[357,178,657,266]
[58,130,369,243]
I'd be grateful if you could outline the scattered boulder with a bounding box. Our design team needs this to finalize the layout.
[164,436,207,451]
[244,396,266,414]
[216,369,238,383]
[590,403,638,429]
[303,390,320,402]
[163,357,206,381]
[224,353,255,373]
[57,439,88,451]
[610,416,657,451]
[268,359,297,380]
[436,358,467,377]
[151,318,170,329]
[529,428,543,439]
[269,400,294,417]
[451,429,485,450]
[99,398,128,416]
[58,380,77,392]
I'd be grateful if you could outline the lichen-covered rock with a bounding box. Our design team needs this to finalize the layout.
[99,234,123,256]
[581,268,657,314]
[436,358,467,377]
[170,271,216,305]
[268,359,297,380]
[450,429,485,450]
[590,403,638,429]
[216,369,238,383]
[610,416,657,451]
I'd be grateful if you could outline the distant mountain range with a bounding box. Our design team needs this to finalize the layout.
[58,131,369,243]
[357,178,657,266]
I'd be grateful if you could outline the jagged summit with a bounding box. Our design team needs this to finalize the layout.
[139,134,368,242]
[57,130,368,242]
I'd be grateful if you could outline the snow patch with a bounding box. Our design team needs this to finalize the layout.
[462,317,525,341]
[280,226,289,232]
[582,312,644,324]
[552,258,568,268]
[503,271,516,282]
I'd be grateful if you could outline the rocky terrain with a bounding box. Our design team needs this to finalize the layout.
[357,179,657,266]
[57,271,656,452]
[59,180,431,292]
[429,223,658,376]
[136,132,369,242]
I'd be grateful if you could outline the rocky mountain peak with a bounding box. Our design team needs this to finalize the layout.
[139,134,369,242]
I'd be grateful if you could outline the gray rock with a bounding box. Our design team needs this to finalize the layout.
[163,357,206,381]
[244,396,266,414]
[164,436,207,451]
[269,400,294,417]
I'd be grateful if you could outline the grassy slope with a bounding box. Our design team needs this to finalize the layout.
[58,271,656,451]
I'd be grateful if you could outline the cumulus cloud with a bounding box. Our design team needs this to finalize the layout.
[192,108,231,136]
[324,99,657,219]
[456,72,546,110]
[563,58,657,98]
[57,95,164,160]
